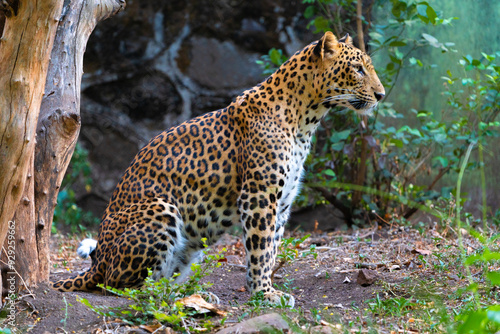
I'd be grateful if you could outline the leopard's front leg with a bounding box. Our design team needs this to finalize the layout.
[238,187,295,307]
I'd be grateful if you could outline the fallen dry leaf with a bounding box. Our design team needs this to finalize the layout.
[459,228,469,236]
[176,294,227,316]
[140,324,174,333]
[412,249,432,256]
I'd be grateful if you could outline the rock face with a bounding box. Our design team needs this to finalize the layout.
[77,0,315,216]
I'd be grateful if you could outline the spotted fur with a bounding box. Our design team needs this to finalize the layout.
[52,32,385,306]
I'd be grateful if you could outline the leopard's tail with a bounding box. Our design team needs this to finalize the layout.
[51,270,101,292]
[76,238,97,261]
[51,238,102,292]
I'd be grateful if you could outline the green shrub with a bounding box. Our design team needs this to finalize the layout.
[79,239,226,332]
[53,143,100,234]
[258,0,499,227]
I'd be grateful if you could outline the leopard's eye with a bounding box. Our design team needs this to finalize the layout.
[354,65,365,76]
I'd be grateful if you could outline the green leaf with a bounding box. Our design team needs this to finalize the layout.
[389,41,407,47]
[398,125,422,137]
[408,128,422,137]
[464,254,482,265]
[487,307,500,324]
[78,297,92,308]
[468,228,487,244]
[416,110,430,118]
[330,129,351,143]
[269,49,284,66]
[330,142,345,151]
[433,156,449,168]
[416,4,428,17]
[390,139,404,148]
[479,122,488,131]
[391,6,401,18]
[417,15,429,24]
[304,5,316,19]
[409,57,423,66]
[457,310,488,333]
[426,5,438,24]
[483,250,500,262]
[311,16,330,33]
[323,169,336,177]
[486,271,500,285]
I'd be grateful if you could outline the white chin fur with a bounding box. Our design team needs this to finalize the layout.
[356,105,376,116]
[357,109,374,116]
[77,238,97,259]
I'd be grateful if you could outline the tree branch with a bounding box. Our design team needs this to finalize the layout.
[402,166,451,219]
[356,0,365,52]
[309,186,354,226]
[352,1,368,208]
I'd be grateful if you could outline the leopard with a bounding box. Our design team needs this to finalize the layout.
[52,31,385,307]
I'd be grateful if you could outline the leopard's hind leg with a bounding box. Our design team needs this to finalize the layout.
[103,198,187,290]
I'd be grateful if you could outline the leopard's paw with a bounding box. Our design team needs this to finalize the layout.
[263,290,295,308]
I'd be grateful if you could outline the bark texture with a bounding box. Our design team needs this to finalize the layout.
[33,0,125,285]
[1,158,35,292]
[0,0,64,267]
[0,0,124,295]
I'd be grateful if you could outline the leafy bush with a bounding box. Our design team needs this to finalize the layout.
[258,0,499,227]
[79,239,226,332]
[53,143,100,234]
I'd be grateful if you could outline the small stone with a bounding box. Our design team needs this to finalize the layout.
[356,269,379,287]
[216,313,289,334]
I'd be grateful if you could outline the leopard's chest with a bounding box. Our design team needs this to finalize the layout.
[276,136,312,226]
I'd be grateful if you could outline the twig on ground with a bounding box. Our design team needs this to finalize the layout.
[313,246,341,252]
[224,263,246,269]
[0,255,34,298]
[354,262,386,270]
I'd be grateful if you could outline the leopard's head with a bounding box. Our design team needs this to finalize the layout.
[312,31,385,115]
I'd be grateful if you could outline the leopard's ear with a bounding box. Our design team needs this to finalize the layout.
[313,31,338,59]
[338,33,353,46]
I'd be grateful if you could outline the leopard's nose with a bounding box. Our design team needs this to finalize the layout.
[374,92,385,101]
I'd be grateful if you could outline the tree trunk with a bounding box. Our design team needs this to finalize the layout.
[351,0,368,208]
[0,0,124,296]
[0,0,64,296]
[33,0,125,286]
[1,159,36,294]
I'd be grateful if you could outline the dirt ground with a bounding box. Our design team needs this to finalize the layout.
[4,222,478,333]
